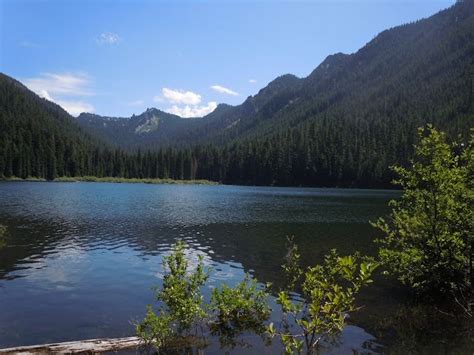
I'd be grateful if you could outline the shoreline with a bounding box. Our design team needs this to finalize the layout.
[0,176,398,190]
[0,176,219,185]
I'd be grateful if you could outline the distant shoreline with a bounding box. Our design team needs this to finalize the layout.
[0,176,219,185]
[0,176,400,190]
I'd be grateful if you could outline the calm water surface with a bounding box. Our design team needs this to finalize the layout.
[0,182,467,353]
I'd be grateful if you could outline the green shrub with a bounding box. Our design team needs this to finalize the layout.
[137,240,270,352]
[136,240,209,350]
[137,239,377,353]
[373,126,473,302]
[267,238,378,354]
[210,275,271,348]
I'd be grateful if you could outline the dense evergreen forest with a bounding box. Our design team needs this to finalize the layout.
[0,72,400,187]
[1,1,473,187]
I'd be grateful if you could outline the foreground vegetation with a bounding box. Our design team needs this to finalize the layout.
[137,240,375,354]
[136,241,272,351]
[268,240,377,353]
[374,126,473,313]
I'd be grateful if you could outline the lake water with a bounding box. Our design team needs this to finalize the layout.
[0,182,469,353]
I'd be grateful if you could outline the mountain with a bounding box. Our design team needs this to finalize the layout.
[1,1,473,187]
[76,73,304,150]
[76,0,473,155]
[0,74,205,181]
[77,108,203,149]
[0,73,103,179]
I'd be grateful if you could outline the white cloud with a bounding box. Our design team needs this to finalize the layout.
[128,100,144,106]
[24,72,93,97]
[23,72,94,116]
[249,79,257,84]
[55,100,95,117]
[166,101,217,118]
[96,32,121,45]
[210,85,238,96]
[156,87,216,118]
[158,88,201,105]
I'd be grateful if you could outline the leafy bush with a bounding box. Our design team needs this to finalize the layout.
[137,240,270,352]
[138,239,377,353]
[136,240,209,350]
[267,237,378,354]
[373,126,473,303]
[209,275,271,348]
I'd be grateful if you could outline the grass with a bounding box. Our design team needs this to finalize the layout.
[0,176,218,185]
[0,176,47,182]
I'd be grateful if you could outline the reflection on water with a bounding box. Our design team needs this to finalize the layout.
[0,182,470,353]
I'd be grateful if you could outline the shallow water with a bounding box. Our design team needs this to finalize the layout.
[0,182,468,353]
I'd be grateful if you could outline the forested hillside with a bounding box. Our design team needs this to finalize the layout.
[0,74,101,179]
[210,0,473,186]
[1,0,473,187]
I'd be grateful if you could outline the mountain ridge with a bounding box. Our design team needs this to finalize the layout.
[76,107,204,148]
[1,0,472,187]
[75,1,473,151]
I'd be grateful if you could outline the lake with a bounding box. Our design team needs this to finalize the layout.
[0,182,469,353]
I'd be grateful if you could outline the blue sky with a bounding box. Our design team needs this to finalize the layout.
[1,0,454,117]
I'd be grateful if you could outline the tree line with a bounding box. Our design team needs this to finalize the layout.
[0,121,463,188]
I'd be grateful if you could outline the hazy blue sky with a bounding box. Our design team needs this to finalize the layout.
[1,0,454,117]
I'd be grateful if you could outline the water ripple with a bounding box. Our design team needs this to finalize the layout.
[0,182,398,350]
